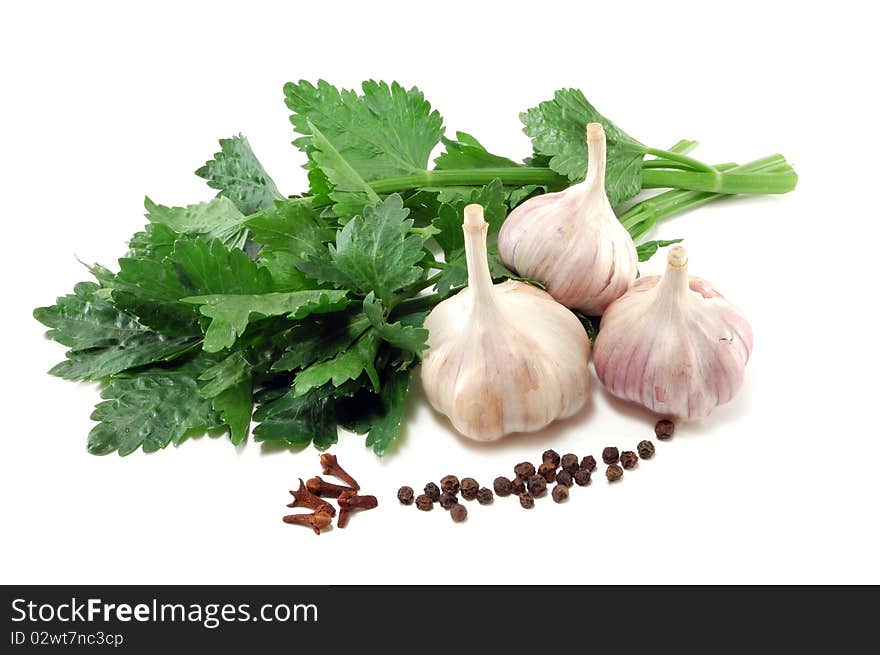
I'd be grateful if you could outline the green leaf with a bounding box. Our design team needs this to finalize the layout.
[87,355,223,456]
[434,132,520,170]
[144,196,249,250]
[362,293,428,354]
[271,312,371,372]
[322,194,425,303]
[211,379,252,445]
[195,134,282,215]
[432,179,506,255]
[284,79,444,181]
[636,238,683,262]
[252,385,337,449]
[171,238,274,296]
[34,282,197,381]
[112,258,202,335]
[257,249,314,292]
[182,290,349,352]
[365,369,411,455]
[520,88,647,205]
[293,329,379,397]
[198,351,251,397]
[127,223,178,260]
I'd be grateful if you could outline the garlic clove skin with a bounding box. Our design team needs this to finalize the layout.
[421,204,591,441]
[498,122,638,315]
[593,246,753,419]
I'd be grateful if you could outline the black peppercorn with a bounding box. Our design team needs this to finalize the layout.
[439,492,459,510]
[655,419,675,440]
[494,476,513,496]
[460,477,479,500]
[511,477,526,494]
[560,453,579,474]
[514,462,536,479]
[476,487,494,505]
[620,451,639,470]
[538,461,557,482]
[519,493,535,509]
[580,455,597,472]
[541,449,561,467]
[637,440,656,459]
[397,486,414,505]
[440,475,460,495]
[574,467,591,486]
[424,482,441,502]
[602,447,620,464]
[552,484,569,503]
[450,504,468,522]
[527,475,547,497]
[555,469,573,487]
[416,494,434,511]
[605,464,623,482]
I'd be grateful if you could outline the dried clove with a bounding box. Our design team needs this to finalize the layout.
[637,440,656,459]
[552,484,569,503]
[494,477,513,496]
[440,475,461,495]
[620,451,639,470]
[606,464,623,482]
[476,487,494,505]
[542,449,561,467]
[580,455,597,472]
[602,447,620,465]
[560,453,579,474]
[288,479,336,517]
[283,510,333,535]
[337,490,378,528]
[397,486,415,505]
[320,453,360,490]
[424,482,441,502]
[460,477,480,500]
[307,476,354,498]
[655,419,675,440]
[538,461,558,482]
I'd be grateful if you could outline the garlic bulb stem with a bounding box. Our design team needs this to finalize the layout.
[582,123,607,197]
[462,204,496,309]
[655,245,690,303]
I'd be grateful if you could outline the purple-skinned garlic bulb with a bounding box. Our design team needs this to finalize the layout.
[593,246,753,419]
[498,122,638,315]
[420,204,591,441]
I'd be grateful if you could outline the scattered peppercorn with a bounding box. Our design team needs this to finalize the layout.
[440,475,460,495]
[552,484,569,503]
[606,464,623,482]
[560,453,579,474]
[527,475,547,497]
[494,476,513,496]
[519,493,535,509]
[620,451,639,469]
[574,467,591,486]
[602,447,620,464]
[416,494,434,511]
[637,440,655,459]
[555,469,573,487]
[424,482,441,502]
[450,504,468,522]
[655,419,675,440]
[460,477,479,500]
[542,449,561,467]
[511,477,526,494]
[514,462,536,479]
[580,455,597,472]
[439,492,459,510]
[538,461,557,482]
[476,487,494,505]
[397,486,415,505]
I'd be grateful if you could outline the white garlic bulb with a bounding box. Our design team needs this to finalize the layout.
[593,246,753,419]
[498,122,638,315]
[420,204,591,441]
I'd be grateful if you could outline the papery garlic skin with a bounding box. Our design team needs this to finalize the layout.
[421,205,591,441]
[593,246,753,419]
[498,123,638,315]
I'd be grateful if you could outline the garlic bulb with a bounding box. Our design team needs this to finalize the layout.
[420,204,591,441]
[498,122,638,315]
[593,246,753,419]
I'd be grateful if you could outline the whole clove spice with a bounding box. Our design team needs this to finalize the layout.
[552,484,569,503]
[637,440,656,459]
[460,477,479,500]
[602,447,620,465]
[542,449,561,467]
[288,479,336,517]
[606,464,623,482]
[283,510,333,535]
[439,492,459,510]
[476,487,494,505]
[555,469,573,487]
[511,477,526,494]
[580,455,597,472]
[620,451,639,469]
[655,419,675,440]
[451,504,468,522]
[494,477,513,496]
[560,453,579,474]
[514,462,536,479]
[416,494,434,511]
[538,461,558,482]
[574,467,592,486]
[440,475,461,495]
[527,475,547,497]
[337,490,378,528]
[320,453,360,490]
[519,493,535,509]
[307,476,354,498]
[397,486,415,505]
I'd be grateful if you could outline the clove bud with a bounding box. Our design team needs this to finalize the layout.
[282,510,333,535]
[288,478,336,517]
[320,454,360,491]
[306,476,355,498]
[336,490,378,529]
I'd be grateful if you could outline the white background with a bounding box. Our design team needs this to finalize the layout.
[1,0,877,585]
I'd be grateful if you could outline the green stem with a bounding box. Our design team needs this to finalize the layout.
[389,292,444,319]
[641,161,797,195]
[644,146,716,173]
[368,167,570,194]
